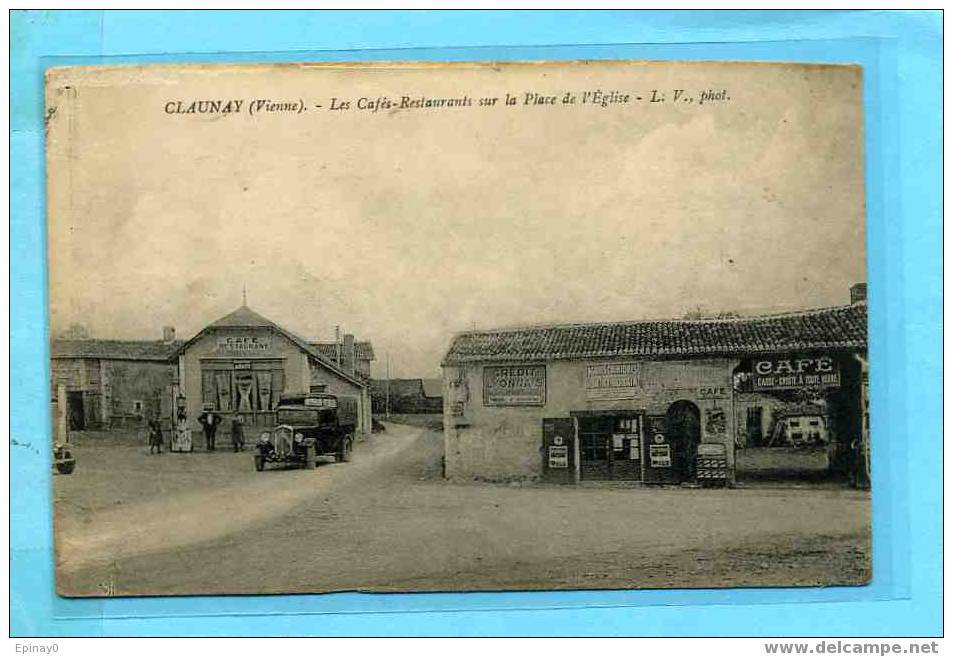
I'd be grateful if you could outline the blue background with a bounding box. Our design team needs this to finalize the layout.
[10,10,942,637]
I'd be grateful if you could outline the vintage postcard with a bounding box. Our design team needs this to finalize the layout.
[46,61,869,597]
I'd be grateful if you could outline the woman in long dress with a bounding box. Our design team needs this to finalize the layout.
[174,409,192,452]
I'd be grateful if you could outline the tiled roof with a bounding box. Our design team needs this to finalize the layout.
[207,305,274,328]
[51,339,183,361]
[443,303,867,365]
[310,341,376,361]
[370,378,442,398]
[370,378,426,398]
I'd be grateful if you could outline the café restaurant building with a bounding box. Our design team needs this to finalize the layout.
[172,305,372,435]
[441,294,867,484]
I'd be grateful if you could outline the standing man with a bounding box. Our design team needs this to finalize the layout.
[197,404,222,451]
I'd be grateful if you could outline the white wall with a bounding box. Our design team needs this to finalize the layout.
[443,357,736,481]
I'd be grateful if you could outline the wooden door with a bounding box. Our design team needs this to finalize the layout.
[67,391,85,430]
[746,406,763,446]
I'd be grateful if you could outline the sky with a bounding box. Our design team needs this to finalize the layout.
[46,62,865,378]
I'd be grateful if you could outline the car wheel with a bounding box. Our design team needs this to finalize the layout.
[339,436,352,463]
[56,461,75,475]
[254,455,265,472]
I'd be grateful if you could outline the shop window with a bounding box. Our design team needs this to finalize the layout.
[200,362,285,413]
[612,417,641,461]
[132,400,143,415]
[578,415,641,462]
[578,415,613,462]
[215,371,233,411]
[234,371,255,411]
[201,370,216,407]
[579,435,608,462]
[256,371,273,410]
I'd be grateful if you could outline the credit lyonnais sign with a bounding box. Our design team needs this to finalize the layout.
[484,365,546,406]
[753,355,840,390]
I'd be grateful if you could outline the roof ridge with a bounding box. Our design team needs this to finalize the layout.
[454,302,862,337]
[52,337,183,344]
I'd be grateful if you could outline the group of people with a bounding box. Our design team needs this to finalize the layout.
[147,405,247,454]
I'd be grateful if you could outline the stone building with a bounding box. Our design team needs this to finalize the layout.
[50,331,181,429]
[172,305,372,436]
[441,294,867,484]
[370,378,443,414]
[310,339,375,379]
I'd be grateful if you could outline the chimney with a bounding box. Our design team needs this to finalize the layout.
[344,333,356,375]
[162,326,176,343]
[850,283,867,305]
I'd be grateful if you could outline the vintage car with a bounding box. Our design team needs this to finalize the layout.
[770,414,829,447]
[254,391,356,472]
[53,442,76,475]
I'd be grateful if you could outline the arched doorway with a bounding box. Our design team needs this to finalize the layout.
[666,400,701,481]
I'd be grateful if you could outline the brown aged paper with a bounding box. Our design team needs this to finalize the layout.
[47,62,869,597]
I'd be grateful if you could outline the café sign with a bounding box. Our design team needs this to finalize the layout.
[217,335,271,355]
[752,355,841,391]
[483,365,546,406]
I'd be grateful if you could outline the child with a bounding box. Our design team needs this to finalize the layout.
[230,415,245,453]
[147,417,164,454]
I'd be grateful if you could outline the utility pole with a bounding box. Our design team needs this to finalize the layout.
[385,352,390,419]
[335,325,341,366]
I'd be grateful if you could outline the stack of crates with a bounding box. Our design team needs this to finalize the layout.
[695,442,728,487]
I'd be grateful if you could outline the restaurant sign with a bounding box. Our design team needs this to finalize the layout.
[752,355,841,391]
[217,335,272,355]
[483,365,546,406]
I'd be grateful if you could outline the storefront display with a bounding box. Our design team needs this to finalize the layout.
[442,297,867,485]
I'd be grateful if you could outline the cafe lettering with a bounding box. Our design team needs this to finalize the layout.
[752,355,841,390]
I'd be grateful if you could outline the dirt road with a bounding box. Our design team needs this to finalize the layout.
[56,423,870,596]
[55,424,421,574]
